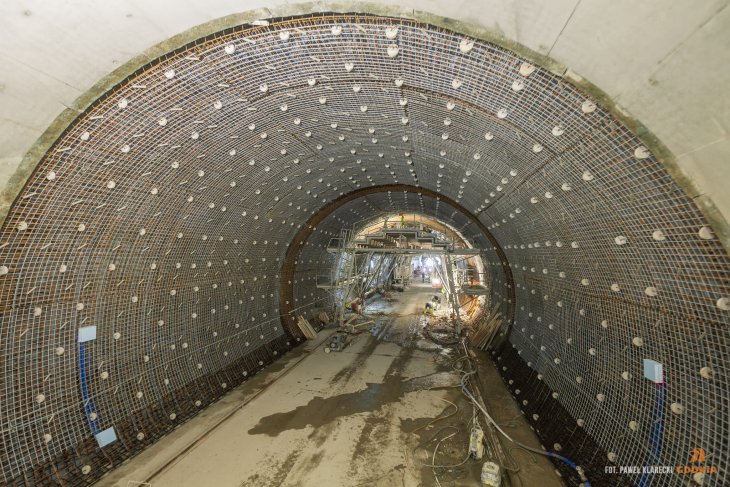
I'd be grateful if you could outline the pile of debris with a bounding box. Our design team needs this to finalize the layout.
[296,312,376,353]
[325,315,374,353]
[422,315,461,345]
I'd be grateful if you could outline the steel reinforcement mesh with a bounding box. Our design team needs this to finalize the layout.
[0,12,727,487]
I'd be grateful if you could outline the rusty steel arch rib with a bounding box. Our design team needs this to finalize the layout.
[278,184,515,340]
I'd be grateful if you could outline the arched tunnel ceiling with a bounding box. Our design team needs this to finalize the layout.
[1,1,729,237]
[0,10,728,487]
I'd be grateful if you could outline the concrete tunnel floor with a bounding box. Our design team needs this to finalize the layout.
[100,283,565,487]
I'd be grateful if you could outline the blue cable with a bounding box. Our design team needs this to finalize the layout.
[458,357,593,486]
[637,382,666,487]
[78,342,100,434]
[546,451,592,487]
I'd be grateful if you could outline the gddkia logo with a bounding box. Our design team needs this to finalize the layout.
[689,448,706,464]
[604,448,718,477]
[676,448,717,475]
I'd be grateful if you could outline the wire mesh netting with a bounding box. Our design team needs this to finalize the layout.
[0,12,727,487]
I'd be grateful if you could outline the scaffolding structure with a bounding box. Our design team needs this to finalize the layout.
[318,217,487,329]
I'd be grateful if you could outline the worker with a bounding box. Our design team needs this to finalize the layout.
[424,301,433,315]
[400,214,405,227]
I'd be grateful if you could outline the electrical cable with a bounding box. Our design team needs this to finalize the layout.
[413,426,472,468]
[432,431,455,487]
[405,337,592,486]
[461,371,591,485]
[409,397,459,434]
[457,340,593,487]
[502,447,531,487]
[637,382,666,487]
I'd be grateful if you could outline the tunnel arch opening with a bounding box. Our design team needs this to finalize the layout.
[278,185,514,341]
[345,212,491,323]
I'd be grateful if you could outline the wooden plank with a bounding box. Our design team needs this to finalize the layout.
[296,315,317,339]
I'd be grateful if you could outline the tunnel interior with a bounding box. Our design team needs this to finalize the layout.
[0,11,728,487]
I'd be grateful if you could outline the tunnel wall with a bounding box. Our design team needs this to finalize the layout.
[0,12,727,487]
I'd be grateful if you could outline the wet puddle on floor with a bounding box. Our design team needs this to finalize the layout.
[248,330,460,438]
[247,370,461,437]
